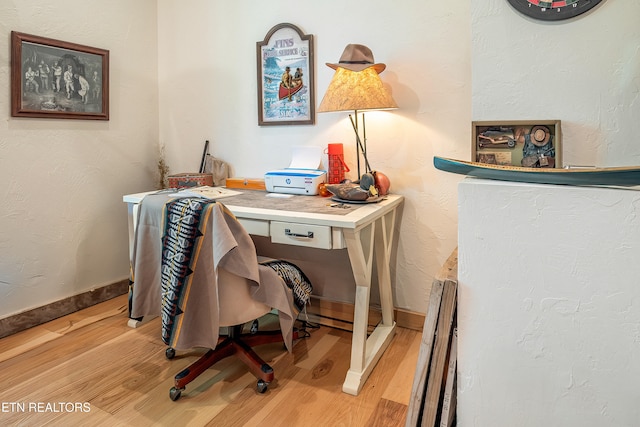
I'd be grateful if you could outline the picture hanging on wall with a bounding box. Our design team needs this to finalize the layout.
[11,31,109,120]
[472,120,562,168]
[256,23,315,126]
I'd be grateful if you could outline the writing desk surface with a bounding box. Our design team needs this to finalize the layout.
[123,189,403,230]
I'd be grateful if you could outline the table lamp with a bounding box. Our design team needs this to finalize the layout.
[318,44,398,179]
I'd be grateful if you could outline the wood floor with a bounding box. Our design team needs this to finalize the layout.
[0,294,421,426]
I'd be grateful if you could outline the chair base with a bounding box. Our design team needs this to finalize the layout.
[168,325,301,400]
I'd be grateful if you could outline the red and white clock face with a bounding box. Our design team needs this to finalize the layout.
[507,0,604,21]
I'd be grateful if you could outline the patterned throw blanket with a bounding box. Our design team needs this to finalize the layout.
[160,197,312,347]
[259,259,313,314]
[160,198,210,345]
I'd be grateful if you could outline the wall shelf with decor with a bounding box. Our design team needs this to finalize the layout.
[472,120,562,168]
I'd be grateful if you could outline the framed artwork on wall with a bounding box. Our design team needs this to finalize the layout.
[472,120,562,168]
[256,23,315,126]
[11,31,109,120]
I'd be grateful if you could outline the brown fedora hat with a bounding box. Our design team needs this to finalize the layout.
[326,44,386,74]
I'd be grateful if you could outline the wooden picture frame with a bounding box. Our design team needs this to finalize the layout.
[472,120,562,168]
[256,23,314,126]
[11,31,109,120]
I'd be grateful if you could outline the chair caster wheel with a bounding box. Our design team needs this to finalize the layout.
[257,379,268,393]
[165,348,176,360]
[169,386,183,401]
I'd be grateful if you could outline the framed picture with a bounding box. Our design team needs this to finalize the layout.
[11,31,109,120]
[256,23,314,126]
[472,120,562,168]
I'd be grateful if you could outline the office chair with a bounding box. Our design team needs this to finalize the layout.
[128,195,312,401]
[166,266,306,401]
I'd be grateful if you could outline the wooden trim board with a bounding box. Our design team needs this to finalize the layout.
[1,284,425,339]
[406,280,444,426]
[406,248,458,427]
[307,295,425,332]
[440,328,458,427]
[422,280,457,426]
[0,279,129,339]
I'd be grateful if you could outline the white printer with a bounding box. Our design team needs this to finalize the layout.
[264,146,327,195]
[265,168,326,195]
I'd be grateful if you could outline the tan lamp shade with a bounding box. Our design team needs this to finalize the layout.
[318,67,398,113]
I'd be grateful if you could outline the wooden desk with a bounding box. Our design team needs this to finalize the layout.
[123,189,404,396]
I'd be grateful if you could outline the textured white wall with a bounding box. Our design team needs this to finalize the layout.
[0,1,159,318]
[471,0,640,167]
[458,178,640,426]
[157,0,470,311]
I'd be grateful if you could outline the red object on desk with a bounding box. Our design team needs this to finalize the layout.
[327,143,350,184]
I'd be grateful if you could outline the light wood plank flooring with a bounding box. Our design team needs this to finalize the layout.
[0,295,421,426]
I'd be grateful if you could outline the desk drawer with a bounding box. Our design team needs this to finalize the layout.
[238,218,270,237]
[271,221,332,249]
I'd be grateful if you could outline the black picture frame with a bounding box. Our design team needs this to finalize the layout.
[256,23,314,126]
[11,31,109,120]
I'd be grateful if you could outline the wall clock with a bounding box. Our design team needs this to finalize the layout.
[507,0,604,21]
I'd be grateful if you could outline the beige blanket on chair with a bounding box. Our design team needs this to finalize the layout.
[130,193,297,351]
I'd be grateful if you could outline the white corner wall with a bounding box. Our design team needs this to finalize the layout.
[0,1,159,318]
[458,178,640,426]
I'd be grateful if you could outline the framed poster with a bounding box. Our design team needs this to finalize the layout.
[11,31,109,120]
[256,23,314,126]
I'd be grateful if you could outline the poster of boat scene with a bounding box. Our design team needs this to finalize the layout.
[257,23,314,125]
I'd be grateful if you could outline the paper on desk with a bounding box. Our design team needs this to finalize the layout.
[166,186,241,200]
[288,146,322,169]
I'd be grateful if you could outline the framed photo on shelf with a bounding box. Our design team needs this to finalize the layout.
[472,120,562,168]
[11,31,109,120]
[256,23,314,126]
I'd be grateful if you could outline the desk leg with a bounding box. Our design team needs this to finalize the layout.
[126,202,155,328]
[375,209,397,328]
[342,209,397,395]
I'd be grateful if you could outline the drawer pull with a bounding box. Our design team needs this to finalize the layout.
[284,229,314,239]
